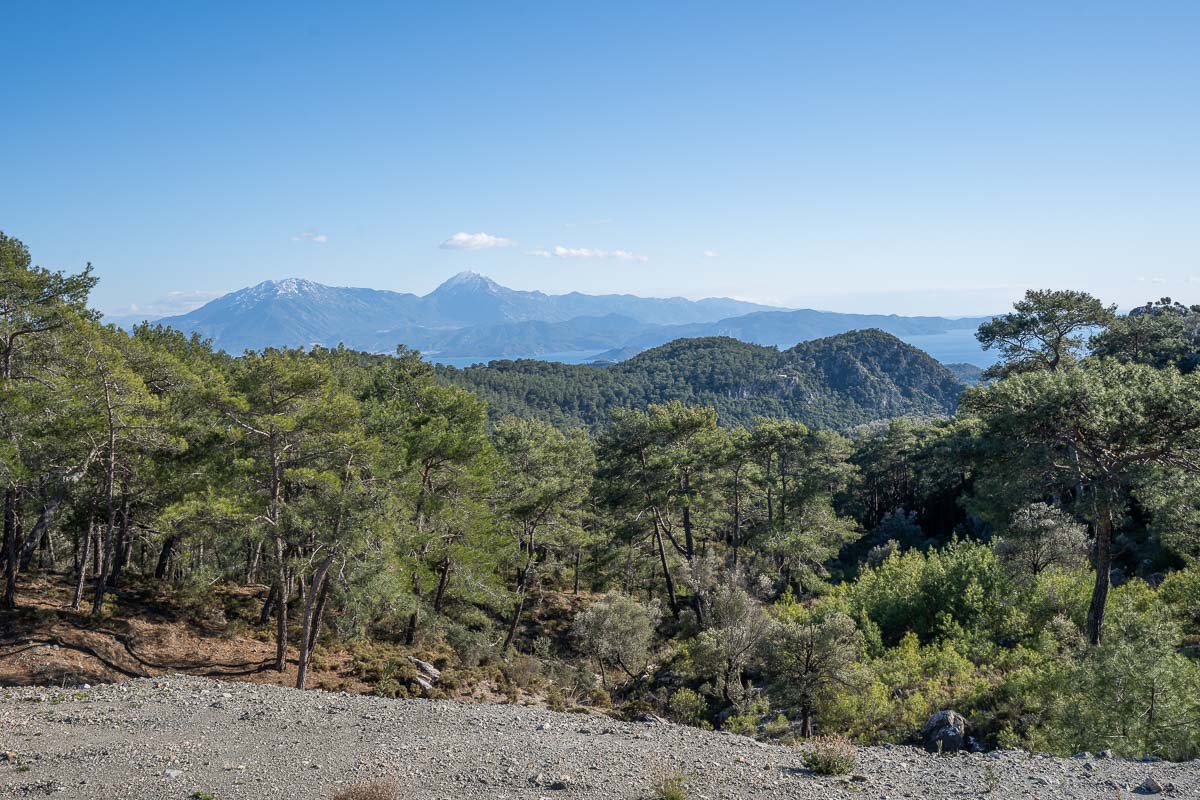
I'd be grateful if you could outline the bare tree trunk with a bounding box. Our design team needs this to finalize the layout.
[404,571,422,646]
[272,538,288,671]
[800,706,814,738]
[307,573,331,662]
[3,488,17,609]
[154,534,177,580]
[111,499,131,586]
[246,538,262,584]
[295,555,334,689]
[90,521,114,618]
[654,521,680,620]
[259,583,277,626]
[91,523,101,575]
[18,493,65,571]
[1086,507,1114,646]
[502,527,538,655]
[71,521,93,610]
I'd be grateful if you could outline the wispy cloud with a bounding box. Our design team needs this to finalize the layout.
[292,230,329,244]
[1137,275,1168,284]
[703,250,720,258]
[529,245,649,263]
[104,289,224,320]
[439,231,516,250]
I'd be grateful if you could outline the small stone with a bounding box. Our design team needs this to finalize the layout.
[162,769,184,779]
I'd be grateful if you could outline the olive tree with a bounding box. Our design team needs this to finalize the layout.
[996,502,1088,578]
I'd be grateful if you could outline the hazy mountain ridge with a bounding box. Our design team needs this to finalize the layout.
[151,272,777,354]
[146,272,993,365]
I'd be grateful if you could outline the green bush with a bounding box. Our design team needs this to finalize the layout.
[802,735,857,775]
[722,694,771,735]
[667,688,710,728]
[651,772,689,800]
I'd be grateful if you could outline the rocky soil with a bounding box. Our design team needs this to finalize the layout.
[1,676,1196,799]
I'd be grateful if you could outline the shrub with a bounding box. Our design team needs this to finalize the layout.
[651,772,689,800]
[587,686,612,708]
[573,593,662,678]
[545,684,567,712]
[445,623,495,668]
[802,735,857,775]
[995,503,1087,578]
[500,653,542,690]
[667,688,709,728]
[722,693,771,735]
[332,780,401,800]
[617,698,656,721]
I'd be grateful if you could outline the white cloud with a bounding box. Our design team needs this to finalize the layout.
[104,289,223,320]
[532,245,649,263]
[439,231,516,250]
[703,250,720,258]
[292,231,329,244]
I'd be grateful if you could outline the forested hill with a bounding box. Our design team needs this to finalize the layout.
[439,328,965,429]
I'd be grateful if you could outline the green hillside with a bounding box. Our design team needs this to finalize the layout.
[439,329,965,429]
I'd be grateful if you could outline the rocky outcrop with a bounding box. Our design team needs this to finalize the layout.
[920,710,968,753]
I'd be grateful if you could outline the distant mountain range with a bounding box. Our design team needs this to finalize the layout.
[132,272,995,366]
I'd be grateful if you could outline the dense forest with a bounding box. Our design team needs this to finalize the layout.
[4,231,1200,759]
[440,330,965,429]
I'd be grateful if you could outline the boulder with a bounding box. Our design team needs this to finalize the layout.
[407,656,442,682]
[920,710,968,754]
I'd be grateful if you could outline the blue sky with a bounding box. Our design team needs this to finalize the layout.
[2,1,1198,317]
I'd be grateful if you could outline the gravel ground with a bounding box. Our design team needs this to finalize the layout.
[1,676,1196,799]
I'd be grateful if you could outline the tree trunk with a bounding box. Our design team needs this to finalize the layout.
[681,488,696,560]
[18,494,66,571]
[800,706,814,738]
[154,534,177,580]
[111,499,131,586]
[90,521,115,618]
[259,583,277,626]
[91,523,101,575]
[404,570,422,646]
[1086,507,1114,646]
[295,554,334,689]
[502,528,537,655]
[432,556,452,615]
[71,521,92,610]
[272,538,289,671]
[307,572,331,663]
[654,521,680,620]
[246,538,262,584]
[3,488,17,609]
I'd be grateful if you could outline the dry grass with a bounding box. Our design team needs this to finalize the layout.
[651,771,690,800]
[332,779,401,800]
[801,735,857,776]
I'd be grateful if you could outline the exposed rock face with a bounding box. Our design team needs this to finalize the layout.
[921,710,968,753]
